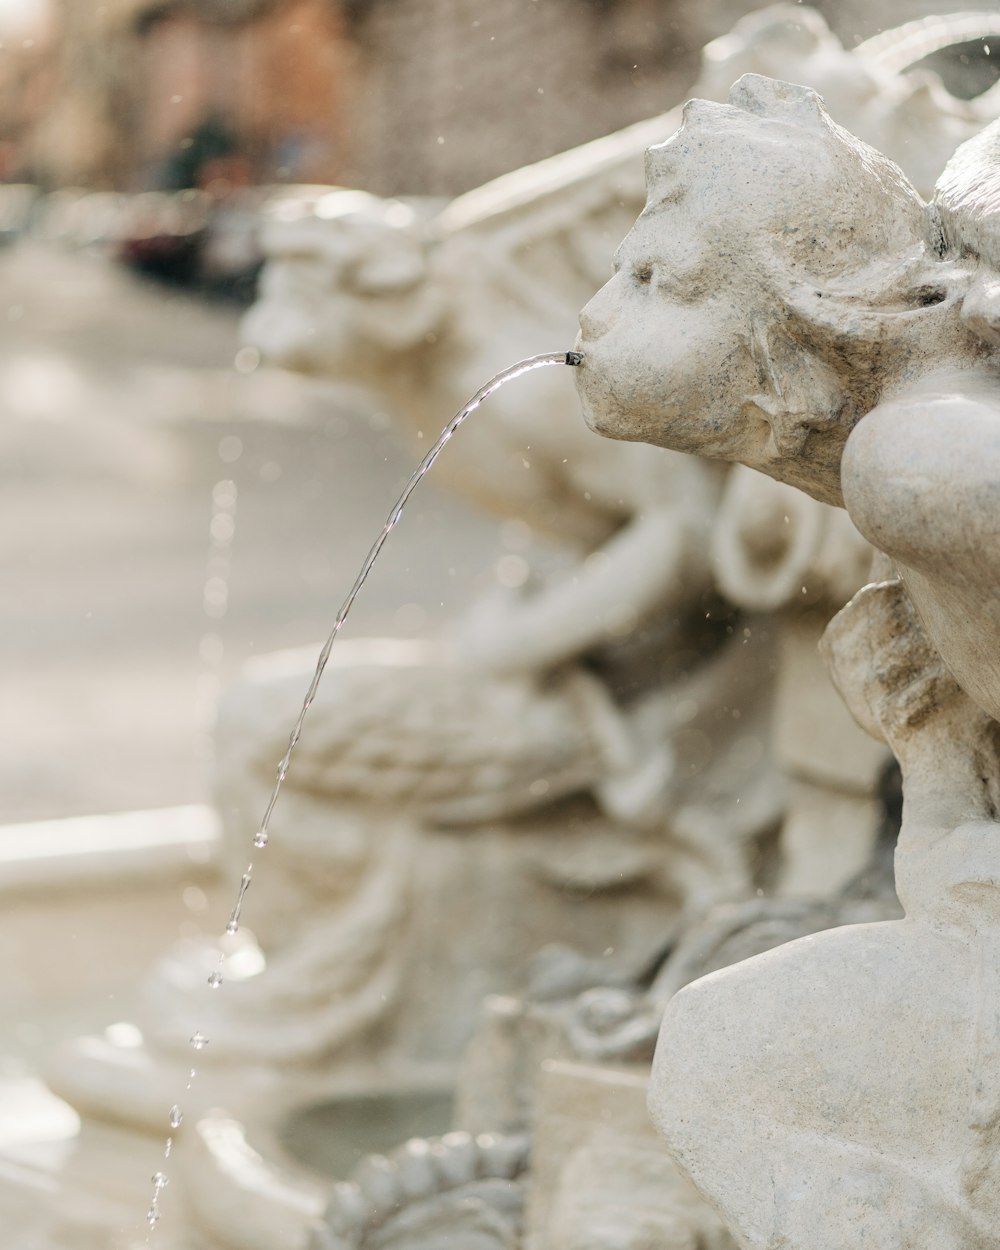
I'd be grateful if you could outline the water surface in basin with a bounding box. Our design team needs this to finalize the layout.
[280,1088,454,1179]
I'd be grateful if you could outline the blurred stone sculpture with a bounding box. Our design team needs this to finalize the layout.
[308,1130,530,1250]
[708,468,888,895]
[575,72,1000,1248]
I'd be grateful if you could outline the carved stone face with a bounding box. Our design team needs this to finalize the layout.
[575,76,932,503]
[575,192,770,461]
[242,191,446,376]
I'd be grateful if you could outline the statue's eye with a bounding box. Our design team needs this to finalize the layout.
[634,263,654,285]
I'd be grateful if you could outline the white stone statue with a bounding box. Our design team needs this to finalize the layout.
[575,72,1000,1248]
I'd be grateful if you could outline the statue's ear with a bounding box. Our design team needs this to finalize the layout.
[747,317,843,458]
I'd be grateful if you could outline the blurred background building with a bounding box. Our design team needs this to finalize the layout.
[0,0,993,197]
[4,0,352,189]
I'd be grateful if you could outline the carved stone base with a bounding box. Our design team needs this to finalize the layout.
[525,1059,733,1250]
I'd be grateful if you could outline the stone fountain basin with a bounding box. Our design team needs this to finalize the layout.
[180,1085,455,1250]
[279,1087,454,1180]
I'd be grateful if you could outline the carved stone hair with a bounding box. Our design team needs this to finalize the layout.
[936,117,1000,262]
[644,74,933,291]
[935,117,1000,345]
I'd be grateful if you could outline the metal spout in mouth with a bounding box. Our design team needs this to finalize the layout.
[565,350,584,366]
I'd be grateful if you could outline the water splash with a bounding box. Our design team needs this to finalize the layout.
[144,350,580,1232]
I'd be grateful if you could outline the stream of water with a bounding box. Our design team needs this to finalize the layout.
[144,349,582,1234]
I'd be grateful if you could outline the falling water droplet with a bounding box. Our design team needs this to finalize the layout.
[147,1204,160,1226]
[253,830,268,848]
[168,1106,183,1129]
[151,1171,168,1189]
[225,919,238,935]
[164,1136,173,1157]
[189,1032,209,1050]
[207,970,223,988]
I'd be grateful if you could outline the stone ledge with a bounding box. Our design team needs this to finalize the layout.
[0,804,220,894]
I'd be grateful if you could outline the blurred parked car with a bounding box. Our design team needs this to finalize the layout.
[31,183,438,304]
[115,184,338,301]
[116,190,213,285]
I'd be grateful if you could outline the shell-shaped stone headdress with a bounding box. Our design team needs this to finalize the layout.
[642,74,931,288]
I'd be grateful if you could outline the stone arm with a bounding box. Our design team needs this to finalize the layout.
[842,375,1000,574]
[455,501,714,676]
[821,573,1000,905]
[842,374,1000,724]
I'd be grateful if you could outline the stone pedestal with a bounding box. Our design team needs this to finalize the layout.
[525,1059,733,1250]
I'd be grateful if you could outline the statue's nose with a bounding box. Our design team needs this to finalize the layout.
[578,287,614,341]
